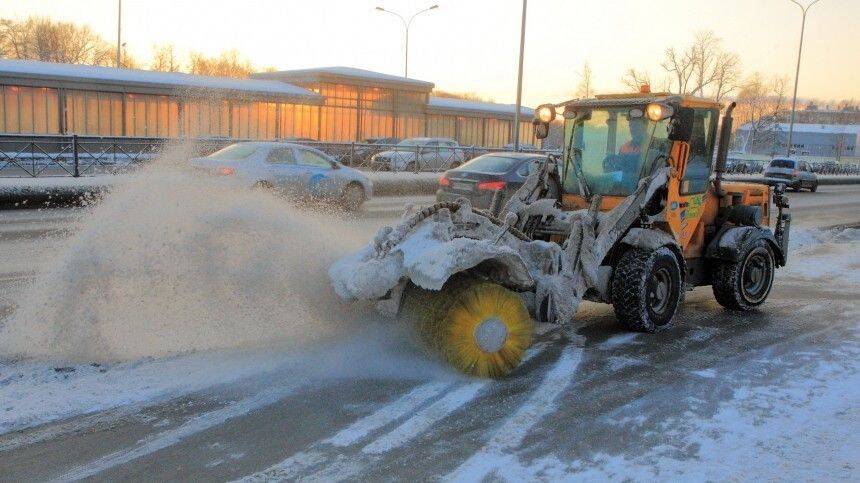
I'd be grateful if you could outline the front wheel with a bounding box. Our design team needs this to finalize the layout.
[341,183,365,211]
[809,182,818,192]
[712,238,775,310]
[611,247,683,332]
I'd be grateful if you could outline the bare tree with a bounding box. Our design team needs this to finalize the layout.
[0,17,114,66]
[432,90,494,102]
[661,46,695,94]
[621,68,651,92]
[659,30,741,100]
[150,44,181,72]
[734,73,789,155]
[188,50,253,78]
[575,61,594,98]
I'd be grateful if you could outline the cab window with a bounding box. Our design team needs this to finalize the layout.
[681,109,718,194]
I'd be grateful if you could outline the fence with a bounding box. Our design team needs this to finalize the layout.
[0,134,558,177]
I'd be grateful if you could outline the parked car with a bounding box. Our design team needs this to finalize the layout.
[762,157,818,192]
[353,137,400,164]
[370,137,465,172]
[189,142,373,210]
[436,152,554,209]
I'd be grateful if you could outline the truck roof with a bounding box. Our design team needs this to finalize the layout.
[558,94,721,110]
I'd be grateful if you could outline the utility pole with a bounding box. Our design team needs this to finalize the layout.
[376,5,438,77]
[512,0,527,151]
[116,0,122,68]
[786,0,821,156]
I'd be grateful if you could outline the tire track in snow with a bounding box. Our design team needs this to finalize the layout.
[445,344,584,482]
[233,341,552,482]
[51,378,309,482]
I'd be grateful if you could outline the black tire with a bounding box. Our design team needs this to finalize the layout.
[341,182,365,211]
[810,182,818,192]
[712,238,775,311]
[611,247,683,332]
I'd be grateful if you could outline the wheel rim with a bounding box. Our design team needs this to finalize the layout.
[344,185,363,207]
[648,267,673,316]
[741,249,773,303]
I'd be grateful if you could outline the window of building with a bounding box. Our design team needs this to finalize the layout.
[0,85,60,134]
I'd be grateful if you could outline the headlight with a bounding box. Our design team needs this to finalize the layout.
[536,104,556,123]
[646,103,674,122]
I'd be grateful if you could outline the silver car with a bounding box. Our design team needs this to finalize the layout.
[190,142,373,209]
[762,158,818,192]
[370,137,465,172]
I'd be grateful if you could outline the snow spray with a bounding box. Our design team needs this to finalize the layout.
[0,141,379,361]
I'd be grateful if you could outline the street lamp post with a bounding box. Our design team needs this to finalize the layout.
[512,0,527,151]
[116,0,122,67]
[375,4,439,77]
[786,0,821,156]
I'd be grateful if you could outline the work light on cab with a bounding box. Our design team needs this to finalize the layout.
[645,102,674,122]
[536,104,556,123]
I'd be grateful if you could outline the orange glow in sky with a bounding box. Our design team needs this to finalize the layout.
[4,0,858,106]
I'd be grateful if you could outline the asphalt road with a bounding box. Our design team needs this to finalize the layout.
[0,186,858,481]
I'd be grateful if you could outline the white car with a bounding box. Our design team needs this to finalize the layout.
[370,138,465,172]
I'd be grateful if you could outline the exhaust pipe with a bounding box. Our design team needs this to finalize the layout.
[713,101,737,198]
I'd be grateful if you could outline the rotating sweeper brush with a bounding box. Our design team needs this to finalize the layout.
[329,92,790,378]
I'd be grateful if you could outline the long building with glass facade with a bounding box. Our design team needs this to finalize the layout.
[0,60,535,147]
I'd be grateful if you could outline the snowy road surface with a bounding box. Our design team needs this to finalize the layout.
[0,186,859,481]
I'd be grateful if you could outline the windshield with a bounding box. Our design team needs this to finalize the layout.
[459,155,528,174]
[396,139,426,147]
[769,159,795,169]
[563,108,670,197]
[206,144,257,161]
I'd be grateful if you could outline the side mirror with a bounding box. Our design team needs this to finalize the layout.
[668,107,694,142]
[533,120,549,140]
[330,161,340,169]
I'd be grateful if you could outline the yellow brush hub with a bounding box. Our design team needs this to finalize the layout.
[401,276,533,378]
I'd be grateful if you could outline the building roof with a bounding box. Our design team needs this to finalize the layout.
[428,96,534,118]
[0,59,322,103]
[739,122,860,135]
[252,66,434,91]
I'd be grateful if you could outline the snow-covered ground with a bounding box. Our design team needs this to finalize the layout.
[0,174,858,480]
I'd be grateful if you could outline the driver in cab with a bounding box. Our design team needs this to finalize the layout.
[603,116,647,192]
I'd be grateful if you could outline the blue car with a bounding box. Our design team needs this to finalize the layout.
[190,142,373,210]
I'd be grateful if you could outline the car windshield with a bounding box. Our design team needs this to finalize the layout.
[562,107,670,197]
[206,144,257,160]
[770,159,795,168]
[460,155,528,174]
[396,139,426,147]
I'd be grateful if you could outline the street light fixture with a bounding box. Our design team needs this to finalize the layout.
[785,0,822,156]
[375,4,439,77]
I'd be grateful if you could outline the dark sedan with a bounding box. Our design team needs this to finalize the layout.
[436,152,549,209]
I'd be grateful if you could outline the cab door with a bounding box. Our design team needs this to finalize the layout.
[665,108,718,257]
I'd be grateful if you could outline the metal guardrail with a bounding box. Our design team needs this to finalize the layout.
[7,134,854,178]
[0,134,558,177]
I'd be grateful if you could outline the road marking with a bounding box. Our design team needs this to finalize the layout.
[232,341,552,482]
[360,341,550,456]
[362,381,488,455]
[445,345,584,482]
[52,380,307,482]
[325,381,453,447]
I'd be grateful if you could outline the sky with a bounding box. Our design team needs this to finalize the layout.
[3,0,858,107]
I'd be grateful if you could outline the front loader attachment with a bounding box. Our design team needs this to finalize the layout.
[328,160,671,378]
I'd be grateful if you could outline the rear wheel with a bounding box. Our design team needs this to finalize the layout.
[712,238,775,310]
[400,276,533,378]
[809,181,818,192]
[611,247,682,332]
[341,183,365,211]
